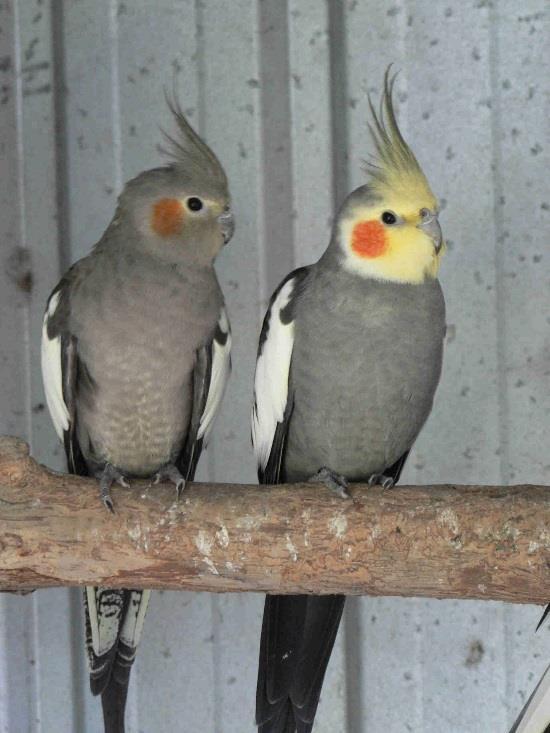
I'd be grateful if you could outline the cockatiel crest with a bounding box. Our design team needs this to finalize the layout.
[364,69,437,211]
[337,67,444,285]
[160,92,228,192]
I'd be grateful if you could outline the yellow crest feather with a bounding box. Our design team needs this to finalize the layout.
[365,68,436,209]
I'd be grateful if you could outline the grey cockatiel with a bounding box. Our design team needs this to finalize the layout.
[41,97,234,733]
[251,70,446,732]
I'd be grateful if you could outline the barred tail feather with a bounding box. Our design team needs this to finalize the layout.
[84,588,151,733]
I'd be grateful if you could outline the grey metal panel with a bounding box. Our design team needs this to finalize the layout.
[491,2,550,726]
[0,1,548,731]
[61,0,122,263]
[0,3,37,729]
[403,3,508,728]
[0,3,78,733]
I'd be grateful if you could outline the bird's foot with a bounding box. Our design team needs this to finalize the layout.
[97,463,130,513]
[308,466,350,499]
[153,463,186,500]
[367,473,395,489]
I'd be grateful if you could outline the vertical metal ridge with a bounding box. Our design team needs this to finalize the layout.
[488,3,513,721]
[69,588,87,733]
[257,0,295,296]
[30,593,41,732]
[194,0,206,135]
[12,0,33,452]
[343,599,362,732]
[327,0,349,213]
[210,594,222,733]
[488,0,509,488]
[108,0,123,191]
[50,0,71,274]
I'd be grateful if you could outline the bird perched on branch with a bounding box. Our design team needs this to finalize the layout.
[41,97,234,733]
[251,68,446,733]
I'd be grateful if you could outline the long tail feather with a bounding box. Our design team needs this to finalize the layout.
[84,588,151,733]
[100,677,129,733]
[255,453,410,732]
[256,594,345,733]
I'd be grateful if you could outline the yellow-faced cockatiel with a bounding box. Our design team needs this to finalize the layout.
[41,97,234,732]
[251,69,446,732]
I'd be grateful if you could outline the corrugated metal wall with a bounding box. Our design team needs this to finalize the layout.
[0,0,548,730]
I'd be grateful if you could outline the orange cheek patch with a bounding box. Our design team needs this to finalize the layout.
[151,198,185,237]
[351,220,387,258]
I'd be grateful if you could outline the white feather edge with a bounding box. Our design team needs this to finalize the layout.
[85,587,119,657]
[197,307,232,444]
[40,291,69,440]
[251,277,296,472]
[120,589,152,649]
[513,663,550,733]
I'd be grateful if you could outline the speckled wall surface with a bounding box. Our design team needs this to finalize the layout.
[0,1,548,731]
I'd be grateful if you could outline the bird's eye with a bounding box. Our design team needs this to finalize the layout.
[186,197,204,212]
[381,211,397,225]
[420,208,431,220]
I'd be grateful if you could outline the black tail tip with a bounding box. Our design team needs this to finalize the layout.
[100,679,129,733]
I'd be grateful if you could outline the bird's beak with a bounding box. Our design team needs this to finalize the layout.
[218,210,235,245]
[418,214,443,254]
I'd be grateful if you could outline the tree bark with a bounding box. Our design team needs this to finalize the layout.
[0,436,548,603]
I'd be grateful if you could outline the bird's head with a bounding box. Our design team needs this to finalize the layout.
[335,70,444,284]
[117,94,234,265]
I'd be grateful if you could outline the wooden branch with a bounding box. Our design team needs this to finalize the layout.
[0,436,548,604]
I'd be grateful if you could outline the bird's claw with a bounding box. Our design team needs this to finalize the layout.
[153,464,186,500]
[102,493,115,513]
[368,473,395,489]
[175,478,185,500]
[308,466,350,499]
[97,463,130,513]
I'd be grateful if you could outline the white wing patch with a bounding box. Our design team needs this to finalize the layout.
[41,291,69,440]
[197,307,232,444]
[251,276,297,472]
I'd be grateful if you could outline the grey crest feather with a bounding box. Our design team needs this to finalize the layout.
[160,91,227,189]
